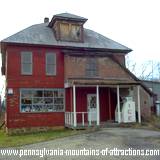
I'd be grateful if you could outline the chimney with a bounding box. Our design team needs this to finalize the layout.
[44,17,49,23]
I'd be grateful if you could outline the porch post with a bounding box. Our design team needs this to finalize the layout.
[117,85,121,123]
[137,85,141,123]
[73,85,77,127]
[96,85,100,126]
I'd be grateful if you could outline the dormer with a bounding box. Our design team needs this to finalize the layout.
[48,13,87,42]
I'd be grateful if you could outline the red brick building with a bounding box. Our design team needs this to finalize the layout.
[0,13,153,133]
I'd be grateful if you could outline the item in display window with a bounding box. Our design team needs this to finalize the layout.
[47,105,54,112]
[54,98,63,105]
[44,98,53,104]
[55,105,63,111]
[59,91,64,97]
[53,91,58,97]
[33,90,43,97]
[21,105,32,112]
[44,90,53,97]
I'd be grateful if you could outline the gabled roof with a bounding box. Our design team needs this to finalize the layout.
[1,23,131,53]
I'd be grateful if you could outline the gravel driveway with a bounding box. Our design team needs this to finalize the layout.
[0,128,160,160]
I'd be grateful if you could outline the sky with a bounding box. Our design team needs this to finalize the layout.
[0,0,160,94]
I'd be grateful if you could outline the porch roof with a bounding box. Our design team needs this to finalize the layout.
[65,77,155,96]
[66,78,139,86]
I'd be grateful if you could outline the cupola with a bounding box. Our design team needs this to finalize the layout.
[48,13,87,42]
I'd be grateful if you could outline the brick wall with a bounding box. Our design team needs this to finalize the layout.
[64,55,134,81]
[113,54,126,66]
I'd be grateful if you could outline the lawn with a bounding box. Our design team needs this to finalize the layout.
[0,129,83,148]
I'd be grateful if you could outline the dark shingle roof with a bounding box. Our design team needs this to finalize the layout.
[53,13,87,21]
[1,23,131,52]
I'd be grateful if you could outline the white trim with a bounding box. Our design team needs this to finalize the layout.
[73,85,77,127]
[137,85,141,123]
[21,51,32,75]
[72,84,137,88]
[117,85,121,123]
[46,52,56,76]
[96,85,100,125]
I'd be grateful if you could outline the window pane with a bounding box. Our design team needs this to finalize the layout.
[21,52,32,63]
[46,53,56,64]
[21,52,32,75]
[44,90,53,97]
[32,105,43,112]
[33,98,44,104]
[44,98,53,104]
[33,90,43,97]
[58,91,64,97]
[21,90,32,97]
[21,98,32,104]
[86,58,98,77]
[53,90,58,97]
[55,105,64,111]
[46,105,54,112]
[54,98,64,105]
[21,105,32,112]
[22,64,32,74]
[46,64,55,75]
[46,53,56,75]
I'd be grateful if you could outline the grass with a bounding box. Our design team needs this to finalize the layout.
[110,115,160,132]
[129,115,160,131]
[0,129,83,148]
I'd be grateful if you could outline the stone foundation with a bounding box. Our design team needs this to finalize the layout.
[6,126,65,135]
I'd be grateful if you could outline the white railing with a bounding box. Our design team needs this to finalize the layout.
[65,112,74,126]
[65,111,97,127]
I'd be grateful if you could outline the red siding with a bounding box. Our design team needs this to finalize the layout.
[66,87,116,123]
[7,45,64,88]
[6,45,64,128]
[65,88,72,112]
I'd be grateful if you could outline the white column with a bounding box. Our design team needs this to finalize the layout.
[137,85,141,123]
[117,85,121,123]
[73,85,77,127]
[96,85,100,126]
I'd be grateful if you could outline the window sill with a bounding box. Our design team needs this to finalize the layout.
[20,111,65,114]
[46,74,57,76]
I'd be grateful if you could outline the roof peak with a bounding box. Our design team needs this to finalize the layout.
[48,12,88,27]
[53,12,87,21]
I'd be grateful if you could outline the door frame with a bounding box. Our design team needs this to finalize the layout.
[87,94,97,122]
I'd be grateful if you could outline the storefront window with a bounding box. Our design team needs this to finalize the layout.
[20,89,64,112]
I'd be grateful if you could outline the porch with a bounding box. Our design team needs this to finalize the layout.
[65,83,142,129]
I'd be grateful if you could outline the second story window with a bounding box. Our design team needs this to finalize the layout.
[46,53,56,75]
[86,57,98,77]
[21,51,32,75]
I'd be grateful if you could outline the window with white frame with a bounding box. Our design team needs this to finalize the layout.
[21,51,32,75]
[46,53,56,75]
[20,89,64,112]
